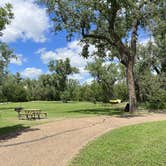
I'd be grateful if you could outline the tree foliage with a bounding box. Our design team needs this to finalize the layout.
[0,3,14,85]
[40,0,162,113]
[149,0,166,73]
[0,3,13,35]
[134,42,166,109]
[0,43,15,83]
[49,58,79,93]
[1,74,27,102]
[86,58,120,102]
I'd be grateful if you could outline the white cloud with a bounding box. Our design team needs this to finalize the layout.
[68,74,84,81]
[0,0,49,43]
[139,38,152,45]
[10,54,27,65]
[37,40,95,66]
[40,50,57,64]
[36,40,96,82]
[84,78,94,85]
[68,66,91,84]
[36,48,46,54]
[21,67,43,79]
[68,68,91,83]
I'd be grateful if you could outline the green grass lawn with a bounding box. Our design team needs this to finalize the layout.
[0,101,124,136]
[71,121,166,166]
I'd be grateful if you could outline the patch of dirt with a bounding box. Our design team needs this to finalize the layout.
[0,113,166,166]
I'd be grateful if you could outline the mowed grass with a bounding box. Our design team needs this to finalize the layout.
[71,121,166,166]
[0,101,123,136]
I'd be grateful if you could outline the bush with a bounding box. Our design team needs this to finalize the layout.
[146,101,166,110]
[143,74,166,110]
[60,90,70,103]
[113,82,128,102]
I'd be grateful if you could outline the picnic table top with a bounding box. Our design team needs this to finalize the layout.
[23,109,41,112]
[24,108,41,110]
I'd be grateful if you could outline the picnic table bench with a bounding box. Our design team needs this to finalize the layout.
[15,108,47,120]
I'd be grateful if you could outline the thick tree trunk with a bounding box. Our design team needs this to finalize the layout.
[126,60,137,114]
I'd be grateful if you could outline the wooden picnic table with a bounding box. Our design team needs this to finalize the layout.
[17,108,47,120]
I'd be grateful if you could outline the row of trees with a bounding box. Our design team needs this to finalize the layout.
[0,57,127,103]
[0,42,165,109]
[0,1,165,112]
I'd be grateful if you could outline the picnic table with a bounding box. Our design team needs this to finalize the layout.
[15,108,47,120]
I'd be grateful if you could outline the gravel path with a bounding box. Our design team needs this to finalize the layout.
[0,113,166,166]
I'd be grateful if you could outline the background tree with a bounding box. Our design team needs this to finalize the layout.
[41,0,161,113]
[0,43,14,84]
[0,3,14,82]
[134,42,166,109]
[149,0,166,73]
[0,43,15,101]
[0,3,13,35]
[64,79,80,101]
[0,3,14,101]
[78,84,94,102]
[49,58,79,101]
[113,82,128,102]
[86,58,119,102]
[2,74,27,102]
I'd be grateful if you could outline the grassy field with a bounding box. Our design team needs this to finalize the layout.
[0,101,124,136]
[71,121,166,166]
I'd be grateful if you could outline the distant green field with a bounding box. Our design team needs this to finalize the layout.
[71,121,166,166]
[0,101,124,136]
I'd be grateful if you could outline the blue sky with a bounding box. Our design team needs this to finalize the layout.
[9,32,68,75]
[0,0,150,83]
[0,0,94,83]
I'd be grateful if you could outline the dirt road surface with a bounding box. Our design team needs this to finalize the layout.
[0,113,166,166]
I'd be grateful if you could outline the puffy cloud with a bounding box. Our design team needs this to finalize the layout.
[37,40,95,66]
[21,67,43,79]
[68,73,85,81]
[84,78,94,85]
[40,50,57,64]
[68,67,91,83]
[10,54,27,65]
[36,40,95,82]
[0,0,49,43]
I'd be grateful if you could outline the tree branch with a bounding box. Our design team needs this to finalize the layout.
[82,31,116,47]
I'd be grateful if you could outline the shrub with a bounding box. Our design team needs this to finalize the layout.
[146,101,166,110]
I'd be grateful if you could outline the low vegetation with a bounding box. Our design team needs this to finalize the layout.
[71,121,166,166]
[0,101,124,136]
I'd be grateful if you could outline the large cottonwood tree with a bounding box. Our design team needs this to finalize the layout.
[41,0,161,113]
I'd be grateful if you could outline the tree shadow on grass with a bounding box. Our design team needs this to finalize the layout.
[0,124,39,142]
[0,107,15,110]
[69,107,123,116]
[69,106,152,118]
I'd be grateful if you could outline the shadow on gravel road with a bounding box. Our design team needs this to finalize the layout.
[0,125,39,142]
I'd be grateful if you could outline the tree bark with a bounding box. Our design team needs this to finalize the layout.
[126,60,137,114]
[126,18,138,114]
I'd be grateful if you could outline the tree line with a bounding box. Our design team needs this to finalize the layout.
[0,57,127,103]
[0,45,165,110]
[0,1,165,111]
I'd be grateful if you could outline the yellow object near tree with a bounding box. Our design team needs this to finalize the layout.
[109,99,121,104]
